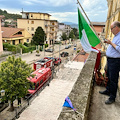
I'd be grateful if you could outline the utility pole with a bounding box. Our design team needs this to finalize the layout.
[52,38,54,79]
[58,35,61,71]
[44,36,45,57]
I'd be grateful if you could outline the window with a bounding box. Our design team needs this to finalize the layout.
[28,21,29,24]
[27,39,29,42]
[29,83,35,90]
[12,40,15,45]
[31,27,34,31]
[40,80,43,84]
[31,14,33,17]
[36,82,39,88]
[31,21,34,24]
[28,27,29,31]
[19,39,21,43]
[18,31,22,34]
[52,22,55,25]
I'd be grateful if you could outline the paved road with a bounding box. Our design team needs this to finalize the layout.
[0,40,80,65]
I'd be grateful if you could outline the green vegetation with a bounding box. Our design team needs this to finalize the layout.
[0,56,33,111]
[32,26,46,45]
[61,28,79,41]
[3,43,36,54]
[69,30,75,40]
[61,32,67,41]
[45,44,48,48]
[0,9,21,20]
[72,28,79,39]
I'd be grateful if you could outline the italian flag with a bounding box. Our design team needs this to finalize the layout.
[78,9,101,53]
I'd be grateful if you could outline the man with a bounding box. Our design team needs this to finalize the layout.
[99,21,120,104]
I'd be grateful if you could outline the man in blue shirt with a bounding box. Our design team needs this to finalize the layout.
[99,21,120,104]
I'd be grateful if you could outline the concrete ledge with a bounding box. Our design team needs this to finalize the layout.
[57,51,97,120]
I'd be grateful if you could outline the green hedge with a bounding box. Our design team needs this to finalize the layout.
[3,43,36,54]
[45,44,48,48]
[3,43,16,51]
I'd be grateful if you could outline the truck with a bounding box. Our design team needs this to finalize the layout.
[33,57,61,70]
[27,67,52,95]
[33,57,54,70]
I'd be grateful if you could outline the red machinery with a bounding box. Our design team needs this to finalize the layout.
[33,57,61,70]
[33,57,53,70]
[28,67,52,94]
[54,57,61,65]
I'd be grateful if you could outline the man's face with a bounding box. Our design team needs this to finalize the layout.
[110,23,120,35]
[110,25,117,35]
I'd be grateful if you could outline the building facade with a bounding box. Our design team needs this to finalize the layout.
[105,0,120,39]
[0,15,4,55]
[92,22,106,37]
[2,27,32,45]
[17,12,58,45]
[58,23,72,37]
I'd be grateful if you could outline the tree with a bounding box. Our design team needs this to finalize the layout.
[32,26,46,45]
[4,22,9,27]
[72,28,79,39]
[69,30,75,40]
[0,56,33,111]
[61,32,67,41]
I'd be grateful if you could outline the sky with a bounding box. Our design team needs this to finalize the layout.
[0,0,108,24]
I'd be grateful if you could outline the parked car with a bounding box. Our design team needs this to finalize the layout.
[74,44,77,47]
[68,45,71,48]
[60,52,69,57]
[65,46,69,49]
[45,48,53,52]
[54,57,62,65]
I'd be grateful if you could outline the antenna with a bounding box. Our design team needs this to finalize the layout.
[22,8,23,12]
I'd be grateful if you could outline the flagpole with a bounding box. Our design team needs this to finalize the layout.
[76,0,98,36]
[77,0,104,47]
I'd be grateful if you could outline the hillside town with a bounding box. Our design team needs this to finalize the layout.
[0,0,120,120]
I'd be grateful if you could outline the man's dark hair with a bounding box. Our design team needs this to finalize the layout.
[114,21,120,28]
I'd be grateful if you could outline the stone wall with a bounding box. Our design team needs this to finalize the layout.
[57,51,97,120]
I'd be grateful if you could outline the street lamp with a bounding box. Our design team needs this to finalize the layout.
[1,90,5,97]
[0,90,5,105]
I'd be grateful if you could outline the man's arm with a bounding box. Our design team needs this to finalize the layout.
[104,39,120,52]
[104,40,116,48]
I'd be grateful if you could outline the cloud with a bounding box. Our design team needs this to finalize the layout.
[77,0,108,22]
[0,8,21,14]
[20,0,36,5]
[50,11,78,23]
[0,0,108,24]
[20,0,74,7]
[80,0,107,11]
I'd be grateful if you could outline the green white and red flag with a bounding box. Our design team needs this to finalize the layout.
[78,8,101,53]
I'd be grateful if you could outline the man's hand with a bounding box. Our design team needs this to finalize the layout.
[104,39,117,49]
[104,39,111,44]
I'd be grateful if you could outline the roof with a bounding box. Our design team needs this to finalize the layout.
[29,68,50,83]
[1,27,24,38]
[59,23,65,25]
[0,15,5,19]
[91,22,106,26]
[17,18,57,22]
[21,11,51,16]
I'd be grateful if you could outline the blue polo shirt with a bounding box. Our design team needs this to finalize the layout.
[106,32,120,58]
